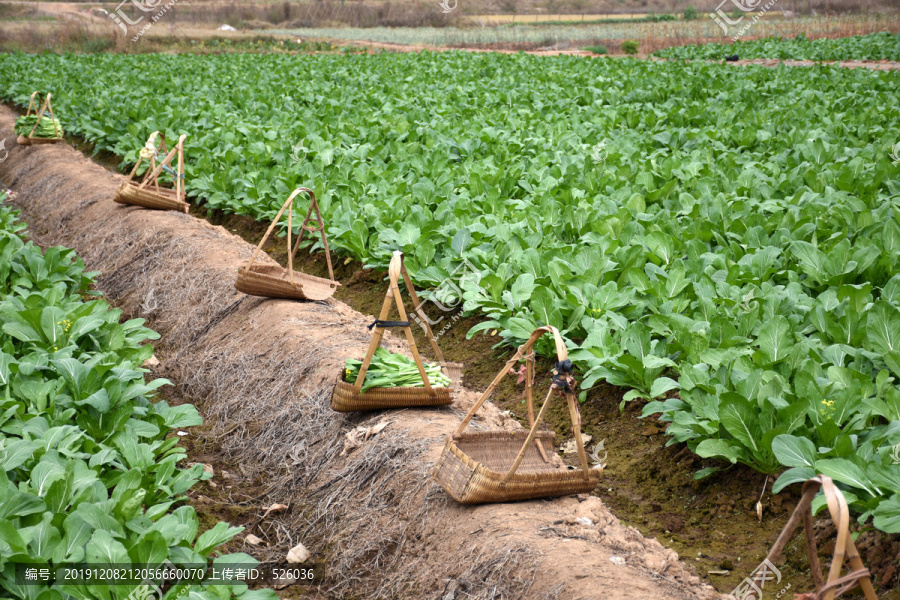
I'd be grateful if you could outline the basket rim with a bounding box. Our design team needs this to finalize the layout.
[334,376,454,395]
[119,180,180,197]
[237,264,340,289]
[451,429,556,442]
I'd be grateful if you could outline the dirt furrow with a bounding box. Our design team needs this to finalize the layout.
[0,105,719,600]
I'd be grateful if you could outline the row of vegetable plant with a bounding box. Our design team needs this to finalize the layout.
[0,51,897,531]
[0,199,276,600]
[653,32,900,61]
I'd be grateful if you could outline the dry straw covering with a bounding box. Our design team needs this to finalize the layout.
[433,325,602,504]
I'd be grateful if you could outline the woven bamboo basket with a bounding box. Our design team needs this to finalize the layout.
[331,251,459,412]
[234,188,339,301]
[114,181,189,213]
[763,476,877,600]
[332,375,453,412]
[16,92,63,146]
[113,132,189,213]
[433,326,601,504]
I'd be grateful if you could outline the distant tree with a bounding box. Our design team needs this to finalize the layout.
[683,5,698,19]
[621,39,639,54]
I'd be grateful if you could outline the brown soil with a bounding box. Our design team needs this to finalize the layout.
[0,106,724,600]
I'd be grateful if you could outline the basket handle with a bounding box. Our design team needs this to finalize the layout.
[135,134,186,204]
[399,259,446,364]
[288,188,336,283]
[244,187,338,286]
[765,476,876,600]
[453,326,592,483]
[351,251,437,396]
[25,91,38,117]
[129,131,163,178]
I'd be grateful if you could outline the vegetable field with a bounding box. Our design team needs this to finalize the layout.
[654,32,900,61]
[1,51,899,534]
[0,200,276,599]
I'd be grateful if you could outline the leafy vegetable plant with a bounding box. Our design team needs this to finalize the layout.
[1,51,898,532]
[0,202,277,599]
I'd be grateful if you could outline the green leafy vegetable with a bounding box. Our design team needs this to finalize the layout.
[14,114,63,139]
[345,347,451,392]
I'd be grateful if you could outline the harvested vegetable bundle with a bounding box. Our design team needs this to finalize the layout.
[344,347,451,393]
[15,114,63,139]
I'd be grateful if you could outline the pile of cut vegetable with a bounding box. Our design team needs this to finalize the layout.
[14,114,63,138]
[345,347,451,392]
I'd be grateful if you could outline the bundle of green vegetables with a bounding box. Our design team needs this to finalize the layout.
[345,347,451,392]
[15,114,63,138]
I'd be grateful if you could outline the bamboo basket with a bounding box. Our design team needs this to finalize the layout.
[113,132,189,213]
[763,476,877,600]
[16,92,64,146]
[331,251,460,412]
[433,326,602,504]
[235,188,339,301]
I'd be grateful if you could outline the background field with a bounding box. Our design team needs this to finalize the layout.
[1,0,898,54]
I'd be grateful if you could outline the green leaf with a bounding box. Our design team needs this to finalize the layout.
[649,377,680,398]
[773,466,817,493]
[815,458,880,497]
[695,439,741,464]
[1,439,38,471]
[720,398,760,453]
[867,301,900,356]
[873,494,900,533]
[450,228,472,255]
[194,521,244,557]
[772,434,817,468]
[756,316,793,365]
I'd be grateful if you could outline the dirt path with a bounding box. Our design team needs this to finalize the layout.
[0,107,720,600]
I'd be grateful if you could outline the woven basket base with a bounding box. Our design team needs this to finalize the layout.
[433,431,602,504]
[235,265,338,301]
[114,182,189,213]
[331,379,453,412]
[17,135,63,146]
